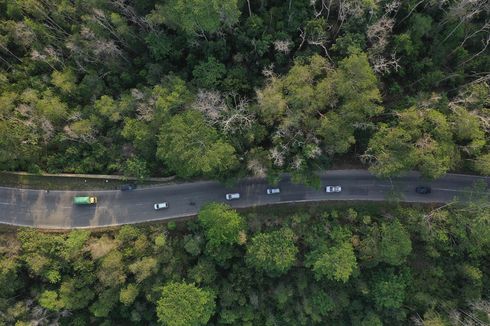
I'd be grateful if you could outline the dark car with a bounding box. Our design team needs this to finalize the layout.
[120,184,137,191]
[415,186,431,194]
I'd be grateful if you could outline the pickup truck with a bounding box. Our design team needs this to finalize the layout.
[73,196,97,205]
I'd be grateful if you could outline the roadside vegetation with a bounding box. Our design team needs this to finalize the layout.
[0,197,489,325]
[0,0,488,184]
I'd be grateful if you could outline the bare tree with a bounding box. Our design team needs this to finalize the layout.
[273,40,292,54]
[111,0,154,32]
[247,158,267,177]
[371,53,400,74]
[365,2,401,75]
[193,90,256,134]
[269,146,286,167]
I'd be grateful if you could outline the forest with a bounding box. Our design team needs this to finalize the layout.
[0,0,489,183]
[1,1,490,325]
[0,192,489,325]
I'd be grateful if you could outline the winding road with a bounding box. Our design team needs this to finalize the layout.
[0,170,488,229]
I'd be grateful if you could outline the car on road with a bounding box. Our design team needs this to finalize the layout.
[73,196,97,205]
[225,193,240,200]
[325,186,342,193]
[266,188,280,195]
[154,202,168,210]
[415,186,431,194]
[120,183,136,191]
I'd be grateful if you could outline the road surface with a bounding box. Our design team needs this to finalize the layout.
[0,170,488,229]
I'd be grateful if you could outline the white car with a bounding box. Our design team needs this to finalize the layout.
[266,188,280,194]
[225,193,240,200]
[325,186,341,193]
[154,202,168,210]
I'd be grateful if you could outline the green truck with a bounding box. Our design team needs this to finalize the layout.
[73,196,97,205]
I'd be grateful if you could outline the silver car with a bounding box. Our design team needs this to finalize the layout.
[266,188,280,194]
[154,202,168,210]
[325,186,341,193]
[225,193,240,200]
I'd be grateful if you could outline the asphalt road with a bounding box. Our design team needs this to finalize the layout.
[0,170,488,229]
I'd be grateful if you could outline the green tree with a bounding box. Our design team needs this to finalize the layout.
[120,284,139,306]
[334,51,382,121]
[371,270,409,310]
[312,241,357,282]
[156,282,216,326]
[192,57,226,89]
[150,0,240,34]
[123,157,150,180]
[379,220,412,265]
[39,290,63,311]
[97,250,126,288]
[128,257,158,283]
[366,108,457,178]
[474,153,490,175]
[198,203,245,246]
[51,69,76,94]
[90,288,119,318]
[157,110,238,178]
[59,278,95,310]
[246,228,298,275]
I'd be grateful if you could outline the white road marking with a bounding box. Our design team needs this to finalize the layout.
[0,202,11,205]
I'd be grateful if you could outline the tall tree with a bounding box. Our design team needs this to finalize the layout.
[149,0,240,34]
[156,282,216,326]
[246,228,298,276]
[157,110,238,179]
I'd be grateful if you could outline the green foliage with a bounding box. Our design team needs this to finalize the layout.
[371,269,409,310]
[157,110,238,178]
[379,220,412,266]
[123,157,150,180]
[39,290,63,311]
[192,57,226,89]
[474,153,490,176]
[120,283,139,306]
[150,0,240,34]
[366,108,457,179]
[198,202,245,246]
[312,241,357,282]
[0,0,487,180]
[246,228,298,275]
[156,282,216,326]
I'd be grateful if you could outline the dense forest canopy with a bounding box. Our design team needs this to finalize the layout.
[0,195,489,325]
[0,0,488,182]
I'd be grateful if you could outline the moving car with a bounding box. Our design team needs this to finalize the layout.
[120,183,136,191]
[325,186,342,193]
[225,193,240,200]
[154,202,168,210]
[415,186,431,194]
[266,188,280,195]
[73,196,97,205]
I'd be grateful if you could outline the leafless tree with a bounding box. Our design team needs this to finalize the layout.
[193,90,256,134]
[365,1,401,75]
[441,0,489,43]
[371,53,400,74]
[247,158,267,177]
[311,0,333,19]
[262,64,275,78]
[269,146,286,167]
[11,21,36,48]
[367,17,395,53]
[39,117,54,144]
[273,40,292,54]
[111,0,154,32]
